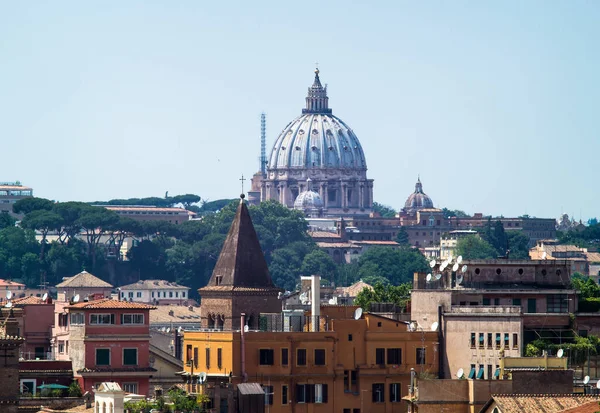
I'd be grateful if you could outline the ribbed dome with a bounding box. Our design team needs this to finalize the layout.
[294,190,324,210]
[404,178,433,211]
[268,69,367,171]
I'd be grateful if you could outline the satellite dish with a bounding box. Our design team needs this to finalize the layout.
[542,251,547,260]
[42,293,48,302]
[435,273,442,280]
[426,274,432,283]
[448,254,453,263]
[198,372,207,384]
[584,375,590,384]
[354,308,363,320]
[557,348,564,358]
[457,275,464,285]
[431,321,439,331]
[440,262,447,271]
[457,368,464,379]
[178,326,183,333]
[166,328,171,333]
[452,263,459,272]
[596,380,600,390]
[328,298,336,305]
[4,301,12,308]
[6,291,12,300]
[457,256,463,264]
[277,292,282,299]
[429,259,436,268]
[73,294,80,303]
[461,265,468,273]
[243,325,249,333]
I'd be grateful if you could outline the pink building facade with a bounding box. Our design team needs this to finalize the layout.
[57,299,156,395]
[12,296,55,360]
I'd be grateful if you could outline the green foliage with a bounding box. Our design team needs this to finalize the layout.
[442,208,469,218]
[0,213,16,230]
[558,222,600,248]
[168,388,199,412]
[372,202,397,218]
[68,380,82,397]
[525,336,599,366]
[354,281,412,311]
[395,227,410,246]
[506,231,530,259]
[455,235,497,260]
[589,218,598,226]
[13,197,54,214]
[300,250,337,282]
[356,246,428,285]
[124,399,157,413]
[92,193,202,209]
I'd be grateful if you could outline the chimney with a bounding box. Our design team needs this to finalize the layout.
[311,275,320,332]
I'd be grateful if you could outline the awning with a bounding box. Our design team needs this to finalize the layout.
[477,368,484,379]
[468,367,475,379]
[494,368,500,378]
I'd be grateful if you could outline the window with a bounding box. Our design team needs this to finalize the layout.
[482,298,490,305]
[151,292,155,298]
[477,364,484,379]
[123,348,137,366]
[58,341,65,354]
[376,348,386,364]
[70,313,84,325]
[348,334,353,341]
[314,384,324,403]
[281,348,288,366]
[169,291,173,298]
[90,314,114,325]
[182,292,186,298]
[215,275,223,286]
[372,383,385,402]
[217,348,222,369]
[387,348,401,365]
[390,383,401,402]
[136,292,142,298]
[128,292,133,298]
[263,385,273,405]
[259,349,274,365]
[296,384,306,403]
[416,348,426,365]
[547,294,568,313]
[479,333,484,348]
[96,348,110,365]
[487,364,492,380]
[314,349,326,366]
[487,333,493,348]
[527,298,537,313]
[513,333,518,348]
[122,383,138,394]
[471,333,476,348]
[186,345,192,363]
[297,349,306,366]
[513,298,521,306]
[468,364,476,379]
[121,314,144,324]
[504,333,509,348]
[194,347,198,368]
[205,348,210,369]
[495,333,501,348]
[494,298,500,306]
[282,385,288,405]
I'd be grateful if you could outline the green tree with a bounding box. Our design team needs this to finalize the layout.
[68,380,82,397]
[354,281,412,311]
[300,250,337,282]
[506,231,530,259]
[12,197,54,214]
[372,202,397,218]
[356,246,428,285]
[0,214,16,230]
[455,235,497,260]
[442,208,469,218]
[21,210,63,262]
[395,227,410,246]
[77,207,120,269]
[168,388,199,412]
[171,194,202,209]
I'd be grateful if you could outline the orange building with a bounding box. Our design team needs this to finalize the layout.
[183,309,438,413]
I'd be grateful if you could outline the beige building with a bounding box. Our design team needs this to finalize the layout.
[530,239,600,280]
[119,279,191,305]
[0,182,32,217]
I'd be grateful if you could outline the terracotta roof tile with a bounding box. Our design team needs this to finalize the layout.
[490,395,600,413]
[150,306,202,323]
[12,296,47,305]
[559,400,600,413]
[340,280,373,297]
[0,279,25,288]
[67,298,156,310]
[56,271,113,288]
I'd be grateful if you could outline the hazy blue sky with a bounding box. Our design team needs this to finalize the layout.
[1,2,598,219]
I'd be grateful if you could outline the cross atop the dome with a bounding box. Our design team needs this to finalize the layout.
[239,174,246,195]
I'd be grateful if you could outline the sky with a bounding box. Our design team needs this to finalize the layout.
[1,1,598,220]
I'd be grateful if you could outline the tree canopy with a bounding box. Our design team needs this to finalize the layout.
[356,246,428,285]
[372,202,397,218]
[455,235,497,260]
[354,281,412,311]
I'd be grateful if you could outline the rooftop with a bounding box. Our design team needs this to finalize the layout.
[120,279,190,290]
[12,296,49,306]
[101,205,196,215]
[56,271,113,288]
[67,298,156,310]
[0,279,25,288]
[150,305,202,323]
[485,395,600,413]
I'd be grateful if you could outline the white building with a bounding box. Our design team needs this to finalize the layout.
[119,280,190,305]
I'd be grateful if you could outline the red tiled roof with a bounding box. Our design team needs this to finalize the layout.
[488,395,600,413]
[0,279,25,288]
[67,299,156,310]
[56,271,113,288]
[559,400,600,413]
[12,296,47,305]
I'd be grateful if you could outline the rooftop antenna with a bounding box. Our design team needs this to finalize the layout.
[260,113,267,175]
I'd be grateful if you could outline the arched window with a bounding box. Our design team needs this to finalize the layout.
[429,216,435,226]
[216,314,225,331]
[95,401,99,413]
[109,402,113,413]
[102,402,107,413]
[207,314,215,329]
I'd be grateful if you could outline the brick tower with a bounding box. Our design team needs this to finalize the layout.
[0,307,24,413]
[198,195,282,330]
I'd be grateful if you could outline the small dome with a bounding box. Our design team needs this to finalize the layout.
[294,190,324,211]
[404,177,433,212]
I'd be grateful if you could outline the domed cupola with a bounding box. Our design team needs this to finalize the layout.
[404,177,434,214]
[294,178,324,217]
[262,67,374,216]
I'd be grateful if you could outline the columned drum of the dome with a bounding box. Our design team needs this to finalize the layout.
[261,69,374,217]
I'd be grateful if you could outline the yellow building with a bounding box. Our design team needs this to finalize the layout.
[183,308,439,412]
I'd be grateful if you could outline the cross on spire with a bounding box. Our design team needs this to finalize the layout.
[239,174,246,195]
